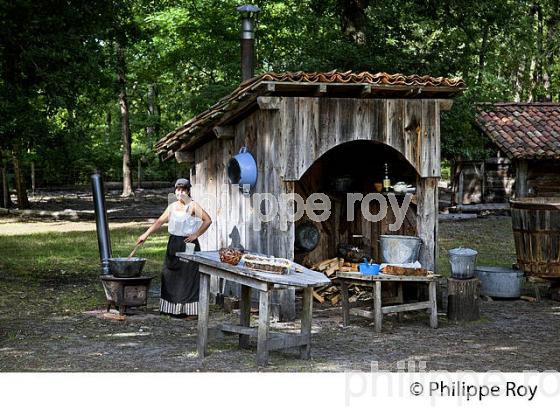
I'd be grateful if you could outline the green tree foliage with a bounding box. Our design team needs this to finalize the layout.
[2,0,560,202]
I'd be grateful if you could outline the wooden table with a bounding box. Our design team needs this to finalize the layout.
[177,251,331,366]
[334,271,439,332]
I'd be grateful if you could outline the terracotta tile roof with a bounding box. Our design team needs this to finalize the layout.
[256,70,466,87]
[156,70,466,160]
[476,103,560,160]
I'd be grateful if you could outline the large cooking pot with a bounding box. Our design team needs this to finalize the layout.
[108,257,146,278]
[295,222,321,252]
[227,147,257,188]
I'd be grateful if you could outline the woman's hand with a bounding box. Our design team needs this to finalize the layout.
[184,233,198,243]
[136,233,149,245]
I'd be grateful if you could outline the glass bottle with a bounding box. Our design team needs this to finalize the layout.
[383,163,391,192]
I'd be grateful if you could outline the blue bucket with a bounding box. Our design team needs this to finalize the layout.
[359,262,380,275]
[227,147,257,188]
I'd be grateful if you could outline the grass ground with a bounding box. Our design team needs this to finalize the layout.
[0,218,167,278]
[0,215,517,280]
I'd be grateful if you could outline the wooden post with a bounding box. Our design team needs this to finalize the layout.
[197,273,211,359]
[429,281,438,328]
[340,281,350,327]
[257,289,272,367]
[239,284,251,349]
[300,287,313,360]
[416,177,438,272]
[374,281,382,333]
[447,278,480,322]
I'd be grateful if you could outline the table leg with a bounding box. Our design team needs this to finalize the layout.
[429,280,438,329]
[300,287,313,360]
[340,281,350,327]
[374,281,382,333]
[197,272,211,359]
[239,284,251,349]
[257,289,272,367]
[397,283,404,322]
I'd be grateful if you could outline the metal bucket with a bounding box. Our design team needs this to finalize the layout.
[448,248,478,279]
[475,266,524,298]
[379,235,422,264]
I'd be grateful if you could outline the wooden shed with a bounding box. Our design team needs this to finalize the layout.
[155,70,465,319]
[476,103,560,198]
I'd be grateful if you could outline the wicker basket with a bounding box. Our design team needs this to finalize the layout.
[219,248,243,265]
[241,254,292,274]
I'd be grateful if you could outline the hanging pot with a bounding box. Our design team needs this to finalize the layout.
[227,147,257,188]
[295,222,321,252]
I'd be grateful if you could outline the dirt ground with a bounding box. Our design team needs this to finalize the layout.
[1,273,559,372]
[1,206,559,372]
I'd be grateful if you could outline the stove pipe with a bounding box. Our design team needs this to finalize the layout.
[91,173,112,275]
[237,5,261,82]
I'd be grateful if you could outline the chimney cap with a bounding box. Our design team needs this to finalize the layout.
[236,4,261,14]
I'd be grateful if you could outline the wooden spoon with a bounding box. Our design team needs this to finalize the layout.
[128,243,142,259]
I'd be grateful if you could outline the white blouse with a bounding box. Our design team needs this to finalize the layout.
[168,201,202,237]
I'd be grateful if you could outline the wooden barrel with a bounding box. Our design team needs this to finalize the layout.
[510,197,560,278]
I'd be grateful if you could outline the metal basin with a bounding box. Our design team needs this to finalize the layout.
[108,257,146,278]
[379,235,422,264]
[475,266,524,298]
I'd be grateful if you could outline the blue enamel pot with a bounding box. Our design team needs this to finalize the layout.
[227,147,257,188]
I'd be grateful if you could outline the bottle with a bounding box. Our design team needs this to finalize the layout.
[383,163,391,192]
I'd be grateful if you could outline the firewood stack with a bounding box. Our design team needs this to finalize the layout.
[309,257,367,305]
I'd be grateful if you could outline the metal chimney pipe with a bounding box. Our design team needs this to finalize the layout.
[237,5,261,82]
[91,173,112,275]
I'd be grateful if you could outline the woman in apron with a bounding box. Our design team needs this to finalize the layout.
[136,178,212,319]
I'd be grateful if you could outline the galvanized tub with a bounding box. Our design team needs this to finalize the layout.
[448,247,478,279]
[475,266,524,298]
[379,235,422,264]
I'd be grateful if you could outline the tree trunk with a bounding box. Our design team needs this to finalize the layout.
[544,0,560,101]
[477,24,489,86]
[338,0,370,45]
[105,111,112,144]
[0,149,12,209]
[532,4,545,101]
[146,83,160,139]
[12,149,29,209]
[116,42,133,197]
[447,278,480,322]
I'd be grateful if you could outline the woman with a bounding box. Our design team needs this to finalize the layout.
[136,178,212,319]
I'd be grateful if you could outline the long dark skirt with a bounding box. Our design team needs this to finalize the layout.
[160,235,201,315]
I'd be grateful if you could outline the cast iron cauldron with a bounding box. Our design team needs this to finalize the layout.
[108,257,146,278]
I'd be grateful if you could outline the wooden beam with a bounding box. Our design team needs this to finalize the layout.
[416,176,438,272]
[515,159,528,198]
[257,96,282,110]
[212,125,234,139]
[174,150,195,164]
[361,84,372,96]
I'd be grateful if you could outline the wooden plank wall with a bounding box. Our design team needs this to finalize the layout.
[190,96,441,281]
[280,98,440,180]
[192,109,294,257]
